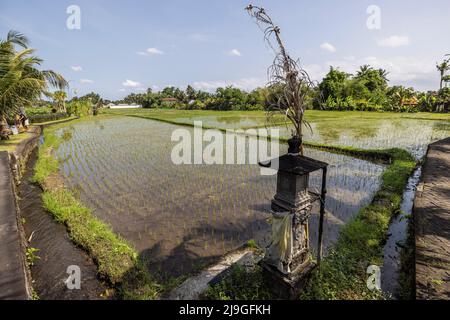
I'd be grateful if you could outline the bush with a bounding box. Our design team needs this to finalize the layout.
[67,100,92,117]
[29,113,69,123]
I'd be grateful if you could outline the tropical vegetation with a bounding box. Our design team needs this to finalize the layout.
[0,30,67,118]
[112,62,449,113]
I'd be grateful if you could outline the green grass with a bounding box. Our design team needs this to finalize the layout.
[33,122,160,299]
[299,149,414,299]
[0,131,33,153]
[203,264,273,300]
[41,189,137,283]
[103,108,450,129]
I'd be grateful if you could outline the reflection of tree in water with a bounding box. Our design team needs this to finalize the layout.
[432,121,450,132]
[61,127,74,141]
[314,120,342,141]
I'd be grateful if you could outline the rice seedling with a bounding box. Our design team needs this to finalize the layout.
[39,114,440,289]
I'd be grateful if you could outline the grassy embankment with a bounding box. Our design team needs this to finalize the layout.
[105,109,420,299]
[32,118,160,299]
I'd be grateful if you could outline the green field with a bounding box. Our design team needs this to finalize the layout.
[103,109,450,159]
[103,109,450,128]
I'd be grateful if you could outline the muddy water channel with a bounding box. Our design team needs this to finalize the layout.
[55,117,385,277]
[19,150,107,299]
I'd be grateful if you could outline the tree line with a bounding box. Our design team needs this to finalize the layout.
[113,63,450,113]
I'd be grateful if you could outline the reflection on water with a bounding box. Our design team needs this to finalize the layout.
[169,115,449,160]
[381,167,421,298]
[277,119,450,160]
[55,117,385,277]
[175,115,266,129]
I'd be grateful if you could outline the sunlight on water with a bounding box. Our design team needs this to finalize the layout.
[55,117,385,276]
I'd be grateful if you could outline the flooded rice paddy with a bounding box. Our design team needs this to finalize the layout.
[54,116,385,277]
[156,113,450,160]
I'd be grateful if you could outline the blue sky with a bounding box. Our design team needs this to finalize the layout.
[1,0,449,100]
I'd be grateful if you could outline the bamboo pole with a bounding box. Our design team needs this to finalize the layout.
[317,166,327,265]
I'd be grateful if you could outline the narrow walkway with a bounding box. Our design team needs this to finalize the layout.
[414,137,450,300]
[0,151,29,299]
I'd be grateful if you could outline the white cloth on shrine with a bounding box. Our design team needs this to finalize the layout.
[265,211,293,274]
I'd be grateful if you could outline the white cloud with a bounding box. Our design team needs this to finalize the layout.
[119,88,126,92]
[136,47,164,56]
[192,77,265,91]
[80,79,94,84]
[228,49,242,57]
[122,79,142,88]
[377,35,410,47]
[320,42,336,53]
[71,66,82,72]
[146,47,164,55]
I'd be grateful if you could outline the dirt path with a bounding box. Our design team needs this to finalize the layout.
[414,137,450,300]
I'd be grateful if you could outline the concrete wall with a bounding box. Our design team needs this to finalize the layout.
[0,151,30,299]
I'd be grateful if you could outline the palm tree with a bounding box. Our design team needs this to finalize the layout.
[377,68,389,83]
[436,56,450,90]
[52,90,67,113]
[0,30,67,118]
[356,65,372,78]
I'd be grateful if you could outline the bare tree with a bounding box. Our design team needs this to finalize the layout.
[246,4,316,154]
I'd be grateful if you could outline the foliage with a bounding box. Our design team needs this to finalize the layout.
[203,265,273,300]
[112,66,449,114]
[26,247,40,266]
[28,112,69,124]
[66,100,92,117]
[70,92,101,105]
[25,106,53,117]
[52,90,67,113]
[0,30,67,117]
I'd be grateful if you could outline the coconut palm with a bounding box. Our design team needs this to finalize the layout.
[436,56,450,90]
[0,30,67,118]
[356,65,372,78]
[52,90,67,113]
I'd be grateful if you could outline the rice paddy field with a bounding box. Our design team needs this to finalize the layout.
[54,115,386,277]
[107,109,450,159]
[46,110,450,281]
